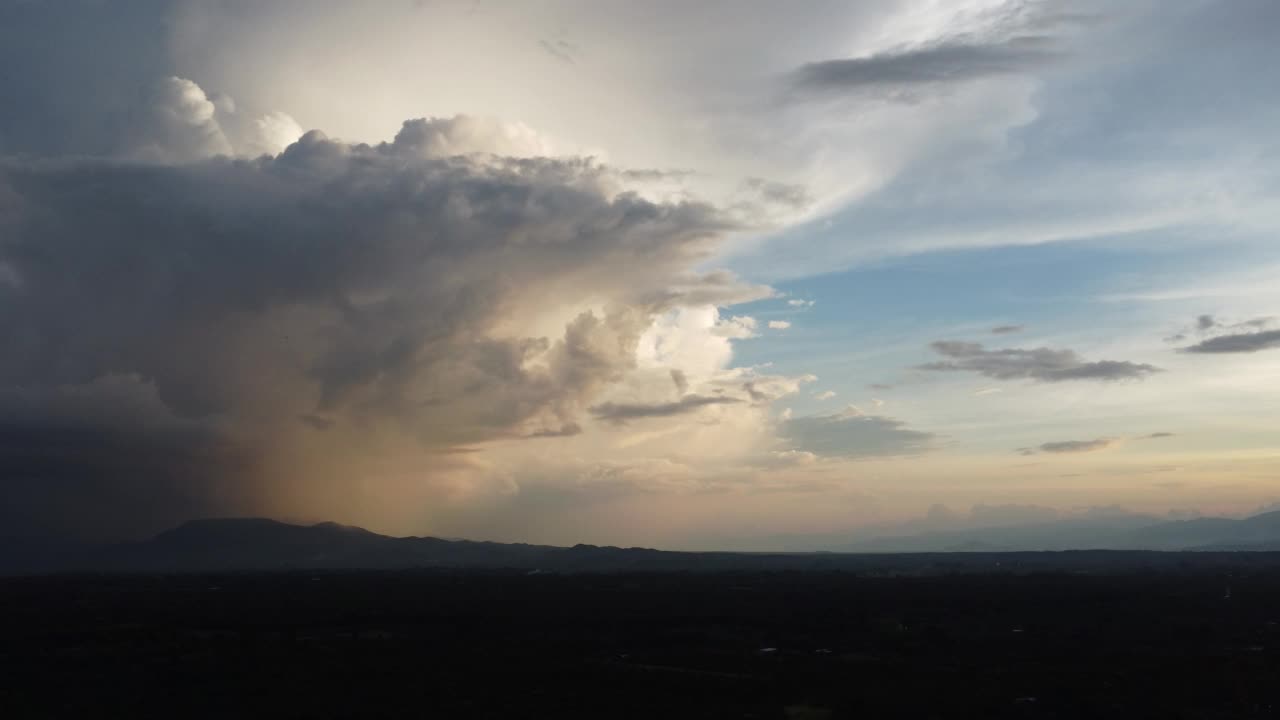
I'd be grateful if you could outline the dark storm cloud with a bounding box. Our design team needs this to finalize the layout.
[780,411,935,459]
[1181,329,1280,354]
[589,395,741,424]
[918,341,1160,382]
[0,0,177,156]
[0,119,744,537]
[792,37,1059,95]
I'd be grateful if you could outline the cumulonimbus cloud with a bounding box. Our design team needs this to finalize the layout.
[0,117,766,537]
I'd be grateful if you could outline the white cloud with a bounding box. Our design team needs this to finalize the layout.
[390,115,557,159]
[768,320,791,330]
[131,76,232,161]
[246,111,305,156]
[637,307,758,381]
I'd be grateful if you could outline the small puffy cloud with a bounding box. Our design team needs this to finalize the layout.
[787,298,815,308]
[780,406,935,459]
[767,320,791,330]
[990,324,1024,335]
[1018,437,1120,455]
[919,341,1161,382]
[1140,432,1175,440]
[714,315,758,339]
[814,390,836,400]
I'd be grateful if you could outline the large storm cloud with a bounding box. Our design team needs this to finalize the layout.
[0,116,759,538]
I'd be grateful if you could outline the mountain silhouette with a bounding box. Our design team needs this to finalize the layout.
[6,511,1280,576]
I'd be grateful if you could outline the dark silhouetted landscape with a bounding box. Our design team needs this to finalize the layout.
[6,517,1280,717]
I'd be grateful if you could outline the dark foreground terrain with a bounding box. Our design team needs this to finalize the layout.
[4,564,1280,719]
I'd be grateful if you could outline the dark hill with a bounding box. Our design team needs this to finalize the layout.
[8,513,1280,576]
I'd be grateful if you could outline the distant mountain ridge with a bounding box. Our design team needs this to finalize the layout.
[841,510,1280,553]
[5,511,1280,576]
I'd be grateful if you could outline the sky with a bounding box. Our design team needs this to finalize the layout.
[1,0,1278,549]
